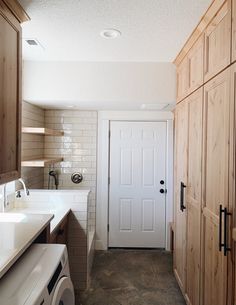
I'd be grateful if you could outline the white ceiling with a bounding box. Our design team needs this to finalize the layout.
[19,0,211,62]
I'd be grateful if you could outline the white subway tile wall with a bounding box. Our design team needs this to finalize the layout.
[20,102,45,189]
[44,110,97,237]
[19,105,98,291]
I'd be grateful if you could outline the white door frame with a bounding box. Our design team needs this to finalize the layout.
[96,111,174,251]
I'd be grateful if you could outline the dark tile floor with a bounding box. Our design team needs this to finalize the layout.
[77,250,186,305]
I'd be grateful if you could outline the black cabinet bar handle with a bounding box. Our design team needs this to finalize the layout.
[219,205,231,256]
[219,204,224,252]
[224,207,231,256]
[180,182,186,212]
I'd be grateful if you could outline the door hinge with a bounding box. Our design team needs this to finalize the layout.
[108,177,110,185]
[107,224,109,232]
[109,130,111,138]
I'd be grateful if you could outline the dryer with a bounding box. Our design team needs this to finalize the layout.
[0,244,75,305]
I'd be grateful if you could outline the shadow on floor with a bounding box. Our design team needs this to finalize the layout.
[77,249,186,305]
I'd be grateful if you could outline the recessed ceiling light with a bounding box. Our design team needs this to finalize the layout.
[100,29,121,39]
[67,105,75,108]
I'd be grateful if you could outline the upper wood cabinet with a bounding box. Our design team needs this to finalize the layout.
[176,35,204,103]
[232,0,236,62]
[177,56,189,102]
[204,0,231,82]
[188,36,204,95]
[0,1,29,184]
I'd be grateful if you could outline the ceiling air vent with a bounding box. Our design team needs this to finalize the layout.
[25,39,38,46]
[24,38,44,50]
[140,104,169,110]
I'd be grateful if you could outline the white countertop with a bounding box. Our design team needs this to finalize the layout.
[9,207,70,233]
[0,213,53,279]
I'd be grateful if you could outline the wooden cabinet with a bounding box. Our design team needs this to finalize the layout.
[177,56,189,102]
[185,88,203,305]
[232,0,236,62]
[174,99,188,293]
[202,68,232,305]
[0,1,29,184]
[188,36,204,95]
[174,1,236,305]
[204,0,231,82]
[176,35,204,103]
[230,63,236,305]
[50,216,68,244]
[174,88,203,305]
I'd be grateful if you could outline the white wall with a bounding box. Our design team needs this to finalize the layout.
[23,61,176,110]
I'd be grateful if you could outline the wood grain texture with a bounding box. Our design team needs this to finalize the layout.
[174,0,226,65]
[0,4,21,184]
[185,88,203,305]
[177,35,204,103]
[188,36,204,96]
[232,0,236,63]
[2,0,29,23]
[174,99,188,295]
[201,68,231,305]
[176,56,190,102]
[230,63,236,305]
[204,0,231,82]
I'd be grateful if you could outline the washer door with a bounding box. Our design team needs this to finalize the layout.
[51,277,75,305]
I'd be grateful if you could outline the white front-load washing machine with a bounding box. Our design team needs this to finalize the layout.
[0,244,75,305]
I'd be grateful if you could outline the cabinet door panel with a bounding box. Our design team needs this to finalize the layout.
[0,9,21,184]
[204,1,231,82]
[174,100,188,293]
[189,36,204,94]
[232,0,236,62]
[202,68,230,305]
[230,63,236,305]
[177,57,189,103]
[186,88,203,305]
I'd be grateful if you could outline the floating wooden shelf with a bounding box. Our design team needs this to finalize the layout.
[22,127,64,136]
[21,157,63,167]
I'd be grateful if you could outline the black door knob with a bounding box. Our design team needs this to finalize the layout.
[160,180,165,185]
[160,189,165,194]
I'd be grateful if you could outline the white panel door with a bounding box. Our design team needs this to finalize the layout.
[109,121,167,248]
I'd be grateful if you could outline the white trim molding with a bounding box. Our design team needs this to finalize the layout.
[95,111,174,250]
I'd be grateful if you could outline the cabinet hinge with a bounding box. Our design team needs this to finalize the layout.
[108,177,110,185]
[109,130,111,138]
[107,224,110,232]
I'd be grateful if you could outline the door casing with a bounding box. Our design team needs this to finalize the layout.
[96,111,174,250]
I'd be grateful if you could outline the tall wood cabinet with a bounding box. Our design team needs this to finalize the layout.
[174,88,203,305]
[202,68,232,305]
[174,1,236,305]
[0,0,29,184]
[174,100,188,292]
[185,88,203,305]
